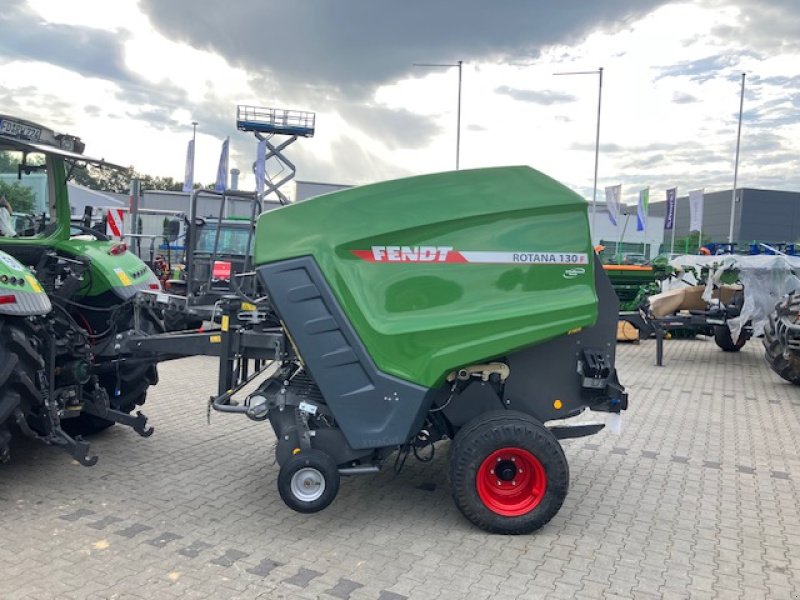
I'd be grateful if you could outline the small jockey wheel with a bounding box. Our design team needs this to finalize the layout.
[277,449,340,513]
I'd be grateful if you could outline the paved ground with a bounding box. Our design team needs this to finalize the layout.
[1,337,800,599]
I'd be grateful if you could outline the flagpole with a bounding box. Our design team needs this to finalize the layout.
[728,73,745,245]
[698,188,704,251]
[644,187,649,259]
[670,188,677,255]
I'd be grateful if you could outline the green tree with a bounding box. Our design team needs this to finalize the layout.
[673,231,712,254]
[0,179,36,213]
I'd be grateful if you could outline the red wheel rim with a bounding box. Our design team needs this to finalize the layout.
[476,447,547,517]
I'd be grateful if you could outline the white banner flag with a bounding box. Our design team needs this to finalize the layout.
[689,189,704,232]
[255,139,267,196]
[182,139,194,193]
[214,137,229,192]
[605,185,621,226]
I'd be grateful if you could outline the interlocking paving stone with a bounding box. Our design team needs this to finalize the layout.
[283,567,322,587]
[114,523,153,538]
[209,548,249,567]
[378,592,408,600]
[87,516,123,530]
[147,532,183,547]
[2,341,799,599]
[247,558,283,577]
[59,508,95,522]
[177,540,214,558]
[324,578,364,599]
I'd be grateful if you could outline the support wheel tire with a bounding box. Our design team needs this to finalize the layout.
[450,410,569,535]
[714,325,746,352]
[277,449,340,514]
[763,310,800,384]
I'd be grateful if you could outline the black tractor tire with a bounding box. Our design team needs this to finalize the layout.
[714,325,747,352]
[63,307,163,436]
[763,310,800,385]
[277,449,341,514]
[0,317,46,455]
[449,410,569,535]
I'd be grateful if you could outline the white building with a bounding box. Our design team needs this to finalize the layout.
[590,202,665,259]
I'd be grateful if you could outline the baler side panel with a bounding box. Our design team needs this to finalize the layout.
[502,254,620,421]
[257,257,431,450]
[255,166,598,388]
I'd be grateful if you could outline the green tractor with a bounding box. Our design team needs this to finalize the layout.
[0,115,161,465]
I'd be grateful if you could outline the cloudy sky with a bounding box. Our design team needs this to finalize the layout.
[0,0,798,205]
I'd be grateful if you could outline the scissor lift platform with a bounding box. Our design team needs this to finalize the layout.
[236,106,315,138]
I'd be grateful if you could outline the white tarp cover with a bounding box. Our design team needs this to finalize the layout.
[667,254,800,340]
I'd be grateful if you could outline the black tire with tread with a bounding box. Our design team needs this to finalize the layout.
[713,325,746,352]
[0,317,46,447]
[449,410,569,535]
[763,305,800,385]
[277,449,340,514]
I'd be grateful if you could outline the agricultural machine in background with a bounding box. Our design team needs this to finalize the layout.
[0,113,629,534]
[0,115,162,465]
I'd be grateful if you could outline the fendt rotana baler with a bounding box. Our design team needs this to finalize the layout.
[161,165,629,534]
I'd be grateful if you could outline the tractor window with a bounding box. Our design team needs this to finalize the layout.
[0,150,51,237]
[196,225,253,256]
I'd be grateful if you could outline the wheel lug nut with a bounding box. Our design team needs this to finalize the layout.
[511,457,516,462]
[490,469,494,474]
[512,481,517,486]
[497,480,502,486]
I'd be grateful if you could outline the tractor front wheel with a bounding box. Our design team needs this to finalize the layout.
[763,302,800,385]
[450,410,569,534]
[714,325,746,352]
[277,449,340,514]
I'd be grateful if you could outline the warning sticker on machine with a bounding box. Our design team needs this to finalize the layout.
[352,246,589,265]
[0,254,25,272]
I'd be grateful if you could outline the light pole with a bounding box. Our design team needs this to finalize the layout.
[728,73,745,245]
[414,60,463,170]
[554,67,603,236]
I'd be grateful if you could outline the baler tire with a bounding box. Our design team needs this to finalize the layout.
[278,449,340,514]
[763,312,800,385]
[450,410,568,535]
[713,325,746,352]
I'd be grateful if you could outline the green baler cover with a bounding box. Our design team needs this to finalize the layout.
[254,166,598,387]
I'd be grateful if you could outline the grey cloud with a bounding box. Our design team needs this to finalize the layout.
[291,137,411,185]
[495,86,576,105]
[672,92,698,104]
[467,124,486,132]
[570,142,626,153]
[139,0,671,98]
[712,1,800,52]
[0,1,135,84]
[655,55,742,83]
[335,104,441,150]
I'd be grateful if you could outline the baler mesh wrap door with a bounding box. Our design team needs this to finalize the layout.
[257,257,431,450]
